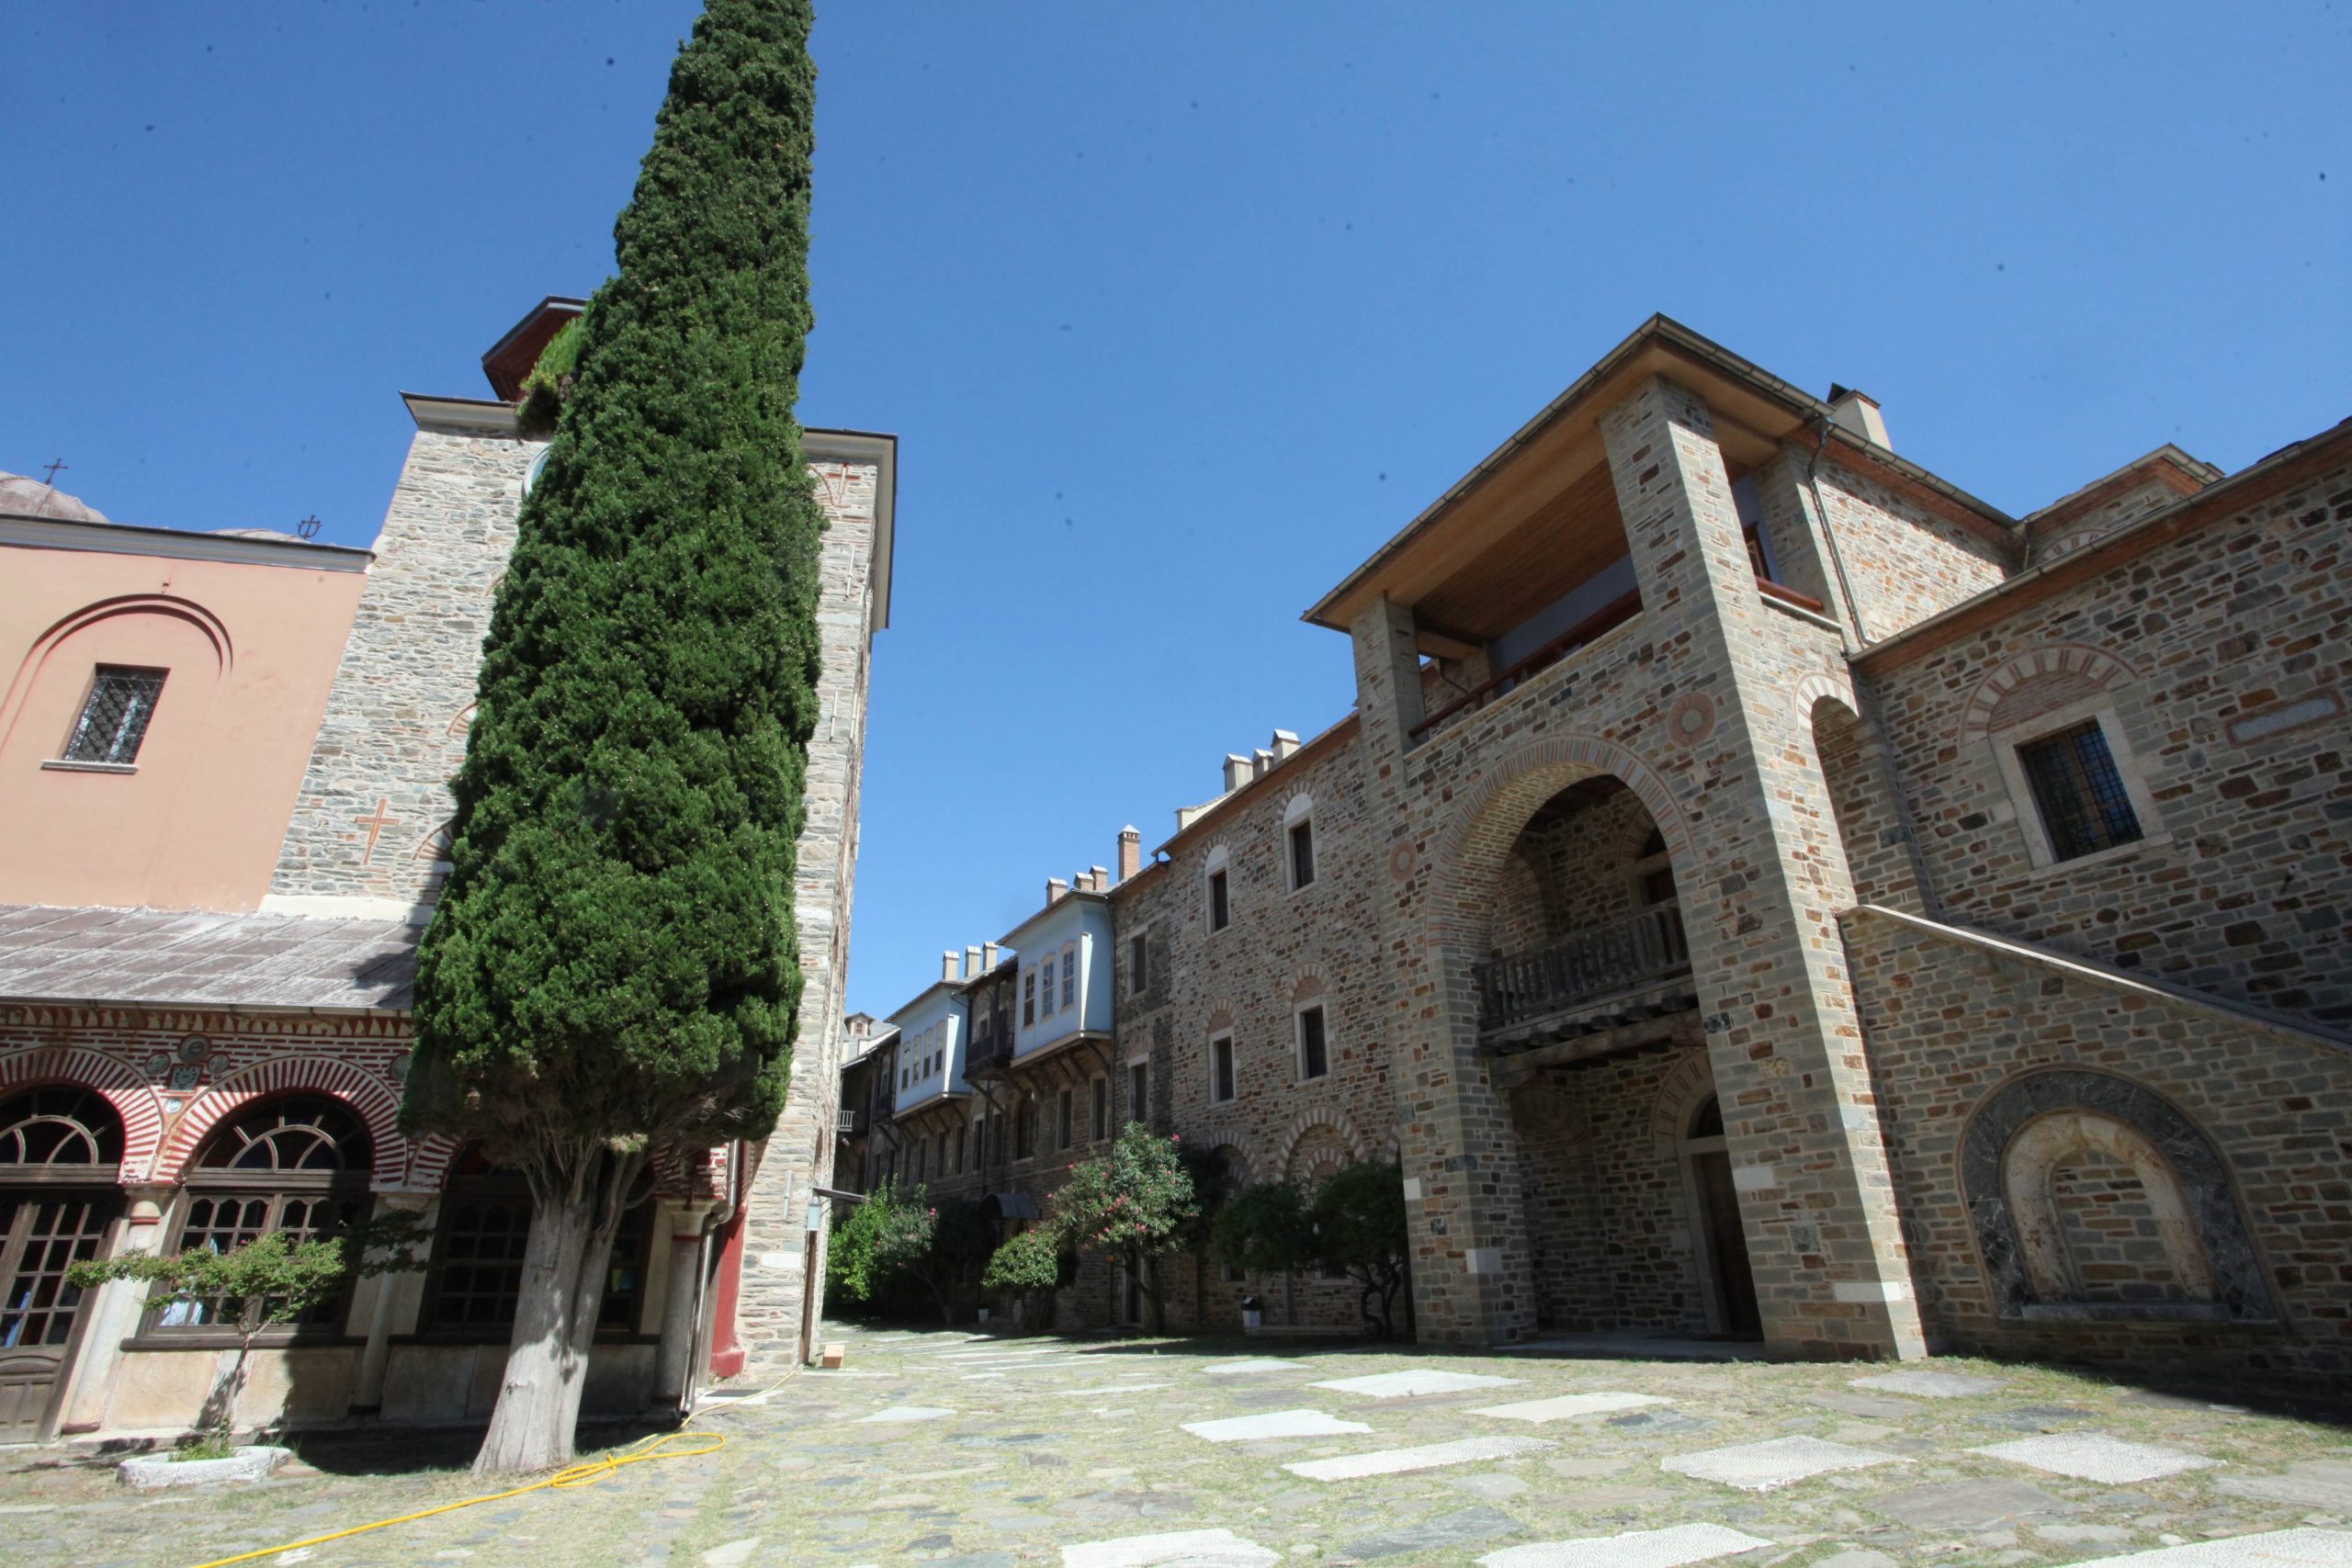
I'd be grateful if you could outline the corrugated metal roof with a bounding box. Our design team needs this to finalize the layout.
[0,905,417,1013]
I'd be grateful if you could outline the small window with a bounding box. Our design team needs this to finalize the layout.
[1210,1033,1237,1104]
[1057,1089,1073,1150]
[1060,946,1076,1011]
[2018,719,2144,862]
[1015,1102,1035,1159]
[1208,869,1229,932]
[1039,964,1053,1020]
[1091,1077,1109,1142]
[1129,933,1149,994]
[1288,819,1317,891]
[1297,1005,1329,1081]
[1128,1062,1148,1123]
[1222,1262,1245,1284]
[62,666,166,765]
[1023,968,1036,1026]
[956,1125,968,1175]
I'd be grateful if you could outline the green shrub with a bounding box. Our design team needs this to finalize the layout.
[826,1181,933,1306]
[514,317,583,434]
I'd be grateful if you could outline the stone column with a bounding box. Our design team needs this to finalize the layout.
[56,1185,173,1434]
[654,1202,715,1410]
[350,1191,434,1415]
[1598,374,1926,1360]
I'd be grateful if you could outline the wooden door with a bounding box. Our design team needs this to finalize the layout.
[0,1191,117,1439]
[1690,1153,1761,1337]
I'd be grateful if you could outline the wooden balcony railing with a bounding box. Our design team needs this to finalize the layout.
[1411,591,1642,747]
[1475,902,1690,1032]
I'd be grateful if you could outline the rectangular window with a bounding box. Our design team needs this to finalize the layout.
[956,1126,967,1174]
[1289,819,1316,890]
[1128,1062,1148,1123]
[1208,870,1229,931]
[991,1116,1006,1166]
[1015,1103,1035,1159]
[1057,1089,1073,1149]
[1130,933,1148,994]
[1211,1034,1236,1103]
[1030,966,1045,1021]
[1297,1005,1328,1081]
[1091,1077,1108,1142]
[62,666,165,765]
[2019,719,2144,862]
[1060,951,1076,1011]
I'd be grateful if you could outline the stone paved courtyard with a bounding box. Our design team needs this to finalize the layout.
[6,1325,2352,1567]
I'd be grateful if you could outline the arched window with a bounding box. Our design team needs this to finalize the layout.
[156,1096,373,1333]
[421,1147,655,1339]
[0,1087,124,1168]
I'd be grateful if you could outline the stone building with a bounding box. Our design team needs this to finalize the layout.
[862,316,2352,1389]
[0,299,894,1440]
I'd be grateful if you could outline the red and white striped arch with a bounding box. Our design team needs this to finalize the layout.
[0,1046,170,1183]
[157,1055,405,1188]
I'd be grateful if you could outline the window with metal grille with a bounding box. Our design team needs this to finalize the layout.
[1297,1005,1329,1081]
[62,667,165,764]
[2018,719,2143,862]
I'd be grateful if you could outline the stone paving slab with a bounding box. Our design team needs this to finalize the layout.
[1476,1392,1668,1422]
[1179,1408,1374,1442]
[1662,1436,1904,1491]
[1199,1359,1295,1376]
[1480,1522,1775,1567]
[2054,1529,2352,1567]
[2215,1461,2352,1508]
[1284,1434,1555,1481]
[1863,1476,2074,1529]
[1340,1503,1525,1560]
[1061,1527,1283,1567]
[1973,1431,2223,1483]
[855,1404,956,1423]
[1310,1370,1522,1398]
[1851,1371,2008,1398]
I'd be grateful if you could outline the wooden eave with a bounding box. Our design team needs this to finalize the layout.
[1302,315,2014,635]
[1856,417,2352,673]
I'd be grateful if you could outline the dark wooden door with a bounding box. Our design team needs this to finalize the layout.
[1691,1153,1761,1337]
[0,1192,117,1439]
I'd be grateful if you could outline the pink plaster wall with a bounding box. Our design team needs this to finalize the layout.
[0,536,366,912]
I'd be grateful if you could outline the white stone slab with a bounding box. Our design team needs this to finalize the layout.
[1058,1382,1174,1397]
[1201,1358,1296,1376]
[1284,1434,1555,1481]
[1973,1432,2222,1483]
[1475,1392,1668,1423]
[1481,1523,1774,1568]
[1310,1370,1522,1398]
[1182,1408,1374,1443]
[854,1404,955,1424]
[1850,1371,2007,1398]
[1661,1436,1903,1492]
[2046,1529,2352,1568]
[1062,1527,1283,1568]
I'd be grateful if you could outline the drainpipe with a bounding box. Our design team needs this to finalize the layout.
[1804,417,1871,650]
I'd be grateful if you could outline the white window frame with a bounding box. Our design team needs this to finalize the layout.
[1059,943,1076,1013]
[1282,793,1317,895]
[1988,695,2167,874]
[1294,999,1329,1083]
[1208,1030,1238,1105]
[1038,959,1055,1020]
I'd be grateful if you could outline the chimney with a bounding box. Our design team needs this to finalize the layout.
[1826,385,1891,450]
[1046,876,1069,904]
[1222,754,1252,793]
[982,942,1001,970]
[1088,864,1109,894]
[965,944,982,979]
[1271,728,1301,761]
[1117,826,1142,883]
[1252,748,1274,779]
[942,950,958,983]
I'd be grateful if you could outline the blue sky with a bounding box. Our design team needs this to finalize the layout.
[5,3,2345,1019]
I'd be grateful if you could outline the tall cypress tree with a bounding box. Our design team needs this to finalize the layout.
[405,0,821,1475]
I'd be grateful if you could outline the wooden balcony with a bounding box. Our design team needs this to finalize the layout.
[1476,902,1692,1038]
[1411,591,1642,748]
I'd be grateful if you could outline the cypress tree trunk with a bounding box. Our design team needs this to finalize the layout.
[472,1149,639,1475]
[404,0,823,1476]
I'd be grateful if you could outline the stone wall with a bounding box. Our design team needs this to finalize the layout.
[1808,450,2013,642]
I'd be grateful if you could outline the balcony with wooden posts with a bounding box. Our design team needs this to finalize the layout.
[1475,901,1697,1063]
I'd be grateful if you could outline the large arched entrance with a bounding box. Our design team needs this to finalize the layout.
[0,1087,126,1440]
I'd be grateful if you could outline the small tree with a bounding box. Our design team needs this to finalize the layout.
[824,1181,933,1308]
[1047,1123,1196,1332]
[907,1198,996,1325]
[979,1227,1072,1330]
[68,1215,425,1450]
[1305,1160,1413,1338]
[1210,1179,1314,1278]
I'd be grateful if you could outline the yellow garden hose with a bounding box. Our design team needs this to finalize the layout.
[186,1404,754,1568]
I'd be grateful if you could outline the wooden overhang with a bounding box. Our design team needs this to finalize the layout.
[481,296,588,401]
[1301,314,2013,643]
